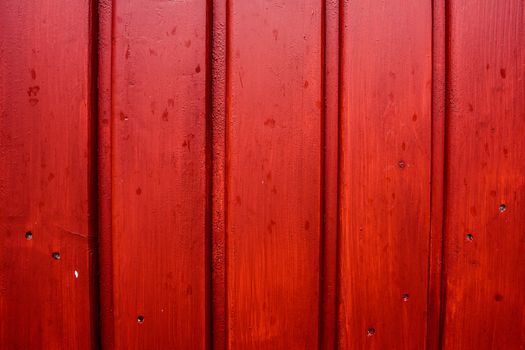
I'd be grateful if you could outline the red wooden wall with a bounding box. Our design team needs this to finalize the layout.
[1,0,524,349]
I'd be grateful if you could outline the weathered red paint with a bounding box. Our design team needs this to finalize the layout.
[110,0,209,349]
[441,0,525,348]
[0,0,97,348]
[339,1,432,348]
[1,1,524,349]
[225,1,323,348]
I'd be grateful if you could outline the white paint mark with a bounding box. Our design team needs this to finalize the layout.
[74,270,79,279]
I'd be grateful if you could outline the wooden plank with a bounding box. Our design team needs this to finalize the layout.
[0,0,97,348]
[111,0,209,348]
[442,1,525,348]
[226,1,323,348]
[338,1,432,348]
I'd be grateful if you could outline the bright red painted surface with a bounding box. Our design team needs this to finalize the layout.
[0,0,97,348]
[442,1,525,348]
[111,1,208,349]
[339,1,432,348]
[225,1,322,348]
[1,0,524,349]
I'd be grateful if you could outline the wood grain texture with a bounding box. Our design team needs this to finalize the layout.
[226,1,323,348]
[0,0,97,348]
[442,1,525,348]
[3,1,525,349]
[338,0,432,348]
[111,0,208,348]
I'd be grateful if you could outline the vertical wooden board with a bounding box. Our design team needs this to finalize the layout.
[443,1,525,348]
[0,0,96,349]
[111,0,208,348]
[226,1,322,348]
[338,1,432,348]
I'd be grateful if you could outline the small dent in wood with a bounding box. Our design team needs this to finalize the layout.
[264,118,276,128]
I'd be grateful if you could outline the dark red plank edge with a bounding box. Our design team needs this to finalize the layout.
[319,0,340,349]
[426,0,446,349]
[211,0,228,349]
[97,0,114,348]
